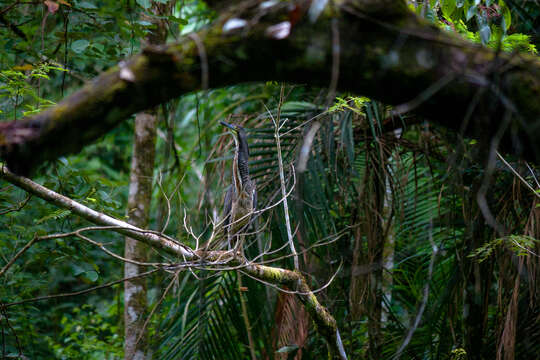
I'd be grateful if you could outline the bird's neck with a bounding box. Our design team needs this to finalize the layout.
[237,138,250,186]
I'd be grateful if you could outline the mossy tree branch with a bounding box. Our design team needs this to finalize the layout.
[0,164,347,359]
[1,0,539,174]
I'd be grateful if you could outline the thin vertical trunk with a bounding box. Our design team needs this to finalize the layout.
[381,175,394,324]
[238,274,257,360]
[124,112,158,359]
[124,3,170,359]
[349,225,366,320]
[464,181,491,360]
[497,258,522,360]
[348,144,387,359]
[366,159,385,360]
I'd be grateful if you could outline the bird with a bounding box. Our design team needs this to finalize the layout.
[218,121,257,253]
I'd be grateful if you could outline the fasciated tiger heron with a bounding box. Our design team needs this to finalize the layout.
[219,121,257,252]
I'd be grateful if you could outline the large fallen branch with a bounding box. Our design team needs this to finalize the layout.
[1,0,539,174]
[0,164,347,359]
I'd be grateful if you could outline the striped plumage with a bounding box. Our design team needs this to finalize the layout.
[220,121,256,252]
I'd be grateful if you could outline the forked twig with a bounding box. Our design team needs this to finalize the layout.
[265,86,300,270]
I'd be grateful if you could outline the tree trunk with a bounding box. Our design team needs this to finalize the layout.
[349,140,387,359]
[365,150,386,359]
[123,4,170,358]
[124,112,158,359]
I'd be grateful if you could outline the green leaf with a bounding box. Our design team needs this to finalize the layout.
[78,1,97,9]
[168,15,188,25]
[72,265,85,276]
[92,43,104,53]
[30,73,50,79]
[276,345,299,360]
[83,270,99,282]
[479,24,491,44]
[72,39,89,54]
[466,5,477,21]
[136,0,151,9]
[276,344,299,353]
[442,0,456,18]
[137,20,153,26]
[501,1,511,30]
[35,209,71,224]
[280,101,318,112]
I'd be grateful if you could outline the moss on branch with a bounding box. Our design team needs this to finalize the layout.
[1,0,539,170]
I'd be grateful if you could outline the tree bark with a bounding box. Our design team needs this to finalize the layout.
[1,0,539,173]
[123,3,170,359]
[124,112,158,360]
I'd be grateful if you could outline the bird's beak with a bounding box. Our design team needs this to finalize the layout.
[220,121,237,132]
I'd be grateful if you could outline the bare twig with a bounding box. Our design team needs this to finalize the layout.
[326,17,340,106]
[0,194,31,215]
[238,274,257,360]
[0,305,22,358]
[0,165,346,358]
[135,270,180,347]
[3,269,159,308]
[496,152,540,200]
[391,73,456,116]
[0,236,37,277]
[510,237,540,258]
[157,170,186,233]
[0,165,192,258]
[0,1,21,16]
[477,109,513,236]
[187,33,209,90]
[267,86,300,270]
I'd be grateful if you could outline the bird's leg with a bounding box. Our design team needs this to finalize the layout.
[227,234,233,251]
[235,235,245,257]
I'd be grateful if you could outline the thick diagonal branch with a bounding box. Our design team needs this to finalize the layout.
[1,0,539,174]
[0,165,346,359]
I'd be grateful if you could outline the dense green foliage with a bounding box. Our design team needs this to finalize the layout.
[1,1,540,359]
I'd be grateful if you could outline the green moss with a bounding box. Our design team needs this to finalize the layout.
[51,103,68,119]
[131,54,149,72]
[43,103,70,131]
[104,80,127,99]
